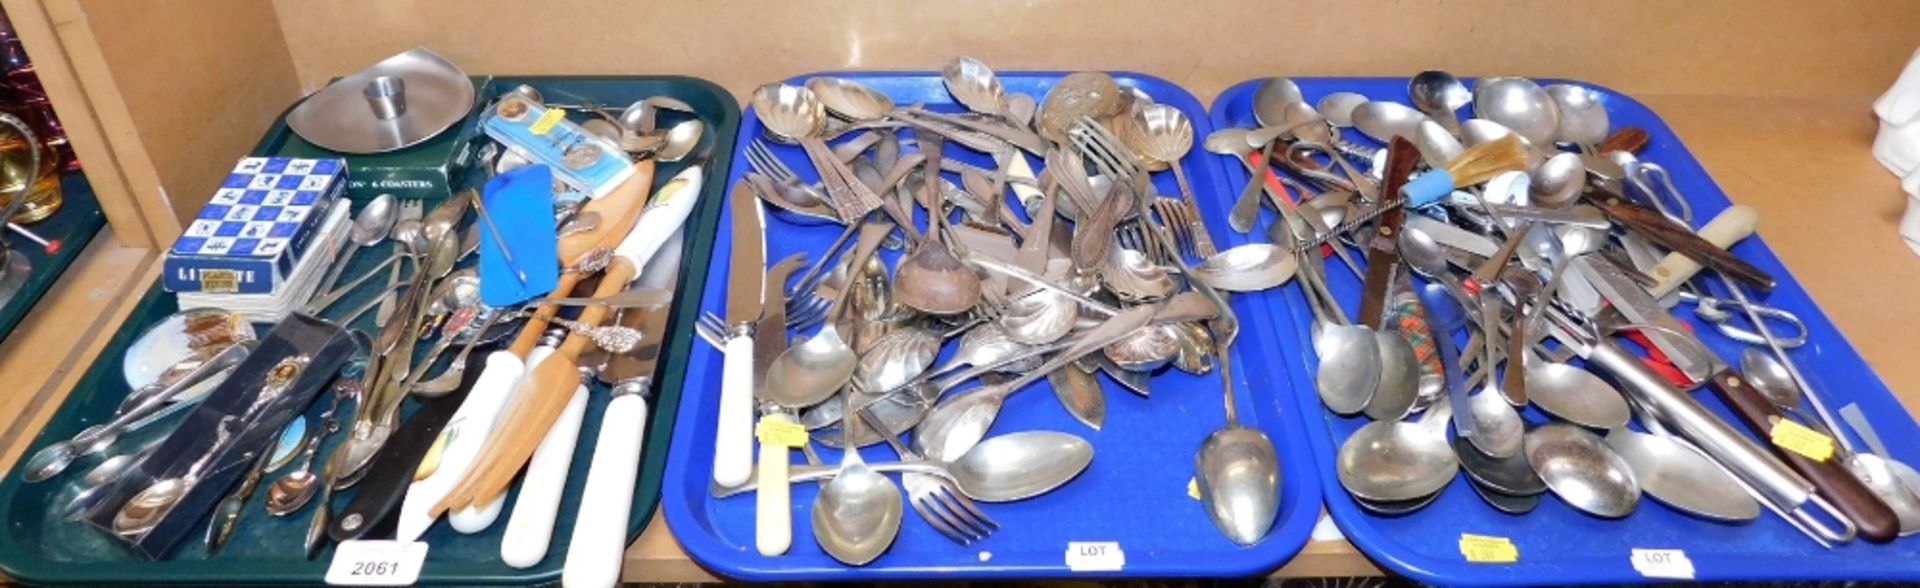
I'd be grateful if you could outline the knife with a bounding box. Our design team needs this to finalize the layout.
[1571,255,1715,382]
[563,229,686,588]
[714,181,766,489]
[1586,188,1775,291]
[491,160,718,564]
[1355,137,1421,328]
[753,252,808,556]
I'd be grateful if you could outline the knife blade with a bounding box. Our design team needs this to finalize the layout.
[564,228,684,586]
[714,181,766,488]
[1572,255,1715,381]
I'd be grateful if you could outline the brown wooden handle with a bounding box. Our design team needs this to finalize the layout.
[1356,138,1422,328]
[1587,191,1776,291]
[1707,368,1899,543]
[1595,126,1649,154]
[507,271,587,357]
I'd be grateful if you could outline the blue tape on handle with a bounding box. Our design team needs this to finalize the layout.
[478,165,560,306]
[1400,169,1454,208]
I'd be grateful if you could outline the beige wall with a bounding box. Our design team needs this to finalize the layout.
[76,0,301,224]
[271,0,1920,102]
[46,0,1920,233]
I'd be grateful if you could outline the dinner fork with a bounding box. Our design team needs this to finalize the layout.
[854,397,998,544]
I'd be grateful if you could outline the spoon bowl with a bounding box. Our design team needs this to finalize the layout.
[1605,429,1760,522]
[1337,418,1457,502]
[1196,426,1281,545]
[1316,92,1370,127]
[807,77,896,122]
[750,83,826,143]
[1363,333,1421,421]
[1473,77,1562,148]
[1525,423,1640,518]
[656,119,704,162]
[811,459,901,565]
[1351,101,1430,144]
[1468,389,1527,459]
[1316,325,1380,415]
[1530,152,1586,208]
[943,56,1008,116]
[1545,84,1609,146]
[1525,363,1630,430]
[1250,77,1305,127]
[950,430,1094,501]
[1191,244,1297,292]
[765,326,859,409]
[1409,70,1471,124]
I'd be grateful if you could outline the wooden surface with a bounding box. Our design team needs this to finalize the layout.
[0,230,152,473]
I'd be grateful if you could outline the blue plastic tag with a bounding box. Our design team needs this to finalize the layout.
[477,165,560,306]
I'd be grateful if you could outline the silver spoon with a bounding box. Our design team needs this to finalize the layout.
[1189,244,1296,292]
[809,77,897,122]
[1338,402,1457,502]
[1409,70,1471,134]
[1103,323,1181,372]
[1530,152,1585,208]
[1604,428,1760,522]
[914,304,1157,462]
[1473,77,1561,148]
[318,194,397,296]
[1525,423,1640,518]
[1740,348,1823,428]
[811,388,903,565]
[1250,77,1305,127]
[766,223,893,409]
[1316,92,1370,128]
[656,119,704,162]
[1839,404,1920,535]
[1299,248,1379,415]
[1453,435,1549,497]
[1048,366,1106,430]
[1351,101,1431,145]
[1545,84,1609,148]
[942,56,1011,120]
[1526,362,1631,430]
[264,390,345,515]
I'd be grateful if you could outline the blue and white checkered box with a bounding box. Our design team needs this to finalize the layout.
[163,157,347,294]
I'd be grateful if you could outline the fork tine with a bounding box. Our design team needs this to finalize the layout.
[914,488,984,541]
[754,139,800,184]
[910,493,975,544]
[934,484,998,532]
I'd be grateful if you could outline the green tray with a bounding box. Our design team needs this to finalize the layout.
[0,171,107,342]
[0,75,737,584]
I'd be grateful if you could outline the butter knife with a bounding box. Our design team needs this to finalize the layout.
[562,228,685,587]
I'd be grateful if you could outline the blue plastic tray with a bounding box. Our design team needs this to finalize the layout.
[661,71,1319,579]
[1209,77,1920,585]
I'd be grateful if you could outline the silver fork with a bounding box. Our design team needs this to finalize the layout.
[748,139,831,205]
[853,395,998,544]
[1149,198,1194,257]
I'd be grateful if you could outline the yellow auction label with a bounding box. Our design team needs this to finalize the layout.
[1459,533,1518,563]
[1187,478,1201,500]
[1770,419,1835,462]
[197,269,240,294]
[755,418,808,448]
[529,108,566,135]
